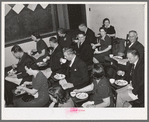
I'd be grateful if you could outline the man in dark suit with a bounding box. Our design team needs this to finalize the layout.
[5,45,36,106]
[62,47,89,91]
[78,23,96,44]
[124,30,144,60]
[73,32,93,66]
[43,37,64,79]
[116,48,144,107]
[57,28,72,48]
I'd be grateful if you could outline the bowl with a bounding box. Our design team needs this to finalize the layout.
[109,78,115,84]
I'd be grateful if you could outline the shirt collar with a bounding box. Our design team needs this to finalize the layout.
[85,28,88,34]
[69,55,76,67]
[134,58,139,68]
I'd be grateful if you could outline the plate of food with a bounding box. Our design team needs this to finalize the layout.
[113,56,123,59]
[76,93,88,99]
[114,80,128,86]
[14,89,26,96]
[37,62,47,66]
[54,73,65,80]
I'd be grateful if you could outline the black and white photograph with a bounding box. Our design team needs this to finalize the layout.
[2,1,147,120]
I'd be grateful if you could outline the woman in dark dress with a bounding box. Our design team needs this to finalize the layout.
[31,32,49,62]
[73,63,114,107]
[92,27,112,63]
[14,63,49,107]
[101,18,116,39]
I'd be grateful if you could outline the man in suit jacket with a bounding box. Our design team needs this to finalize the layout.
[73,32,93,66]
[44,37,64,79]
[62,47,89,91]
[57,28,72,48]
[78,23,96,44]
[116,48,144,107]
[5,45,37,106]
[124,30,144,60]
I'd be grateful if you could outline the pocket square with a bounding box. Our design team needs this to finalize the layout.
[74,69,77,71]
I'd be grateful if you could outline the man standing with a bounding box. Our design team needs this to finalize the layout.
[116,48,144,107]
[78,23,96,44]
[73,32,93,66]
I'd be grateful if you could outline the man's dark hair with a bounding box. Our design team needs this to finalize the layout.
[31,31,41,39]
[49,37,58,43]
[77,31,86,36]
[58,28,66,34]
[127,48,140,58]
[11,45,23,53]
[99,27,107,33]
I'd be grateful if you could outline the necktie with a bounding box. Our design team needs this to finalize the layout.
[130,64,135,76]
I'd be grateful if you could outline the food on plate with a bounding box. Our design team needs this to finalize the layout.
[54,73,65,80]
[115,80,128,86]
[76,93,88,99]
[70,92,76,97]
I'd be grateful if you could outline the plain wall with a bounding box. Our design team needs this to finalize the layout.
[5,36,56,67]
[86,4,145,45]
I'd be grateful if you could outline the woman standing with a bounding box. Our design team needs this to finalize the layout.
[101,18,116,39]
[14,63,49,107]
[92,27,112,63]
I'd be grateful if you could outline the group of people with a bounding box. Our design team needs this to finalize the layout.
[5,18,144,108]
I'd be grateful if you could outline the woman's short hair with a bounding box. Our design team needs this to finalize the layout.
[92,63,105,79]
[99,27,107,33]
[11,45,23,53]
[49,37,58,43]
[58,28,66,34]
[49,85,70,104]
[31,31,41,39]
[103,18,110,25]
[25,62,39,70]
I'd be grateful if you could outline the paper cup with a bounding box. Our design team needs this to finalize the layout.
[109,78,115,84]
[70,92,76,97]
[109,54,114,58]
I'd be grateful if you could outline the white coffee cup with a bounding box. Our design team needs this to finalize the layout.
[109,54,114,58]
[43,58,47,62]
[109,78,115,84]
[60,58,67,64]
[70,92,76,97]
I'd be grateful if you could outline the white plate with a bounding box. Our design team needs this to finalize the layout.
[76,93,88,99]
[54,74,65,80]
[82,101,95,107]
[113,56,123,59]
[15,89,25,95]
[115,80,128,86]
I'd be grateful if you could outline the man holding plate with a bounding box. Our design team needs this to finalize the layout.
[116,48,144,107]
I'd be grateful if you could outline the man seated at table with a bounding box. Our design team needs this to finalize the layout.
[73,32,93,66]
[41,37,65,79]
[57,28,72,48]
[124,30,144,60]
[78,23,96,44]
[60,47,89,91]
[5,45,37,106]
[73,63,114,107]
[116,48,144,107]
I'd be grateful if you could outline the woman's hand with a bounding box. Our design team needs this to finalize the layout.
[117,70,125,76]
[73,89,80,93]
[86,104,96,108]
[17,85,24,90]
[94,50,102,54]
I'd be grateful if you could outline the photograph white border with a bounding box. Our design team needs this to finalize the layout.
[1,1,148,120]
